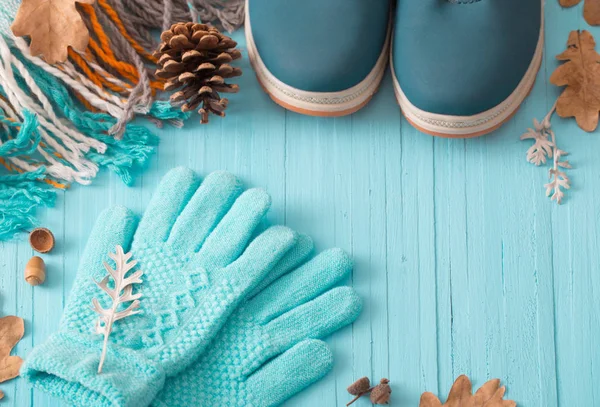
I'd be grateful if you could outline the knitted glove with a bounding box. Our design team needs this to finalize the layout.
[152,243,362,406]
[21,167,299,407]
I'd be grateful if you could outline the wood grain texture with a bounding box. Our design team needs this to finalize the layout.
[1,2,599,406]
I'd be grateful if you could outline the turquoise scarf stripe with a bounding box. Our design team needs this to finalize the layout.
[0,106,53,240]
[0,35,188,240]
[0,167,55,241]
[9,45,187,184]
[0,110,40,157]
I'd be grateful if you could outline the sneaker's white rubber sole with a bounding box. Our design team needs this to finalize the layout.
[391,4,545,138]
[245,0,391,116]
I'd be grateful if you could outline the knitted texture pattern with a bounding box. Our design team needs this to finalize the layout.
[0,0,189,242]
[154,246,363,407]
[21,167,299,407]
[0,0,18,33]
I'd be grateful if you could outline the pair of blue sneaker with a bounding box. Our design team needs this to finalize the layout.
[246,0,543,138]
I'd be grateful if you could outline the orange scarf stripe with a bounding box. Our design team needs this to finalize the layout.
[87,38,140,83]
[80,4,115,58]
[0,157,15,172]
[96,0,158,63]
[82,48,133,93]
[79,4,142,83]
[80,4,166,90]
[74,91,103,113]
[68,48,129,94]
[0,158,69,190]
[67,49,102,88]
[94,66,132,94]
[151,80,165,91]
[44,178,69,189]
[77,4,166,97]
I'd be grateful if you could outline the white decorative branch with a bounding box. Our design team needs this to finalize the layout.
[521,102,571,205]
[92,245,143,373]
[521,107,555,166]
[545,144,571,205]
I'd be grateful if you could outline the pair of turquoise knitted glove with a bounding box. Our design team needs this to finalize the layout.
[20,167,362,407]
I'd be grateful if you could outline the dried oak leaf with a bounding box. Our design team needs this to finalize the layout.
[559,0,600,26]
[550,30,600,132]
[0,316,24,383]
[11,0,95,64]
[420,375,516,407]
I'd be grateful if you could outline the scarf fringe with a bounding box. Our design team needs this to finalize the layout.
[0,0,244,241]
[0,167,55,240]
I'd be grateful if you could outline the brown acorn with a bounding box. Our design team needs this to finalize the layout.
[370,378,391,405]
[347,377,373,406]
[25,256,46,286]
[347,377,371,395]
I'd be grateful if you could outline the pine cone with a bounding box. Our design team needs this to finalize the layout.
[155,22,242,124]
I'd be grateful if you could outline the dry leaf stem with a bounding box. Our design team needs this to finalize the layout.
[93,246,143,374]
[97,281,123,374]
[346,387,375,406]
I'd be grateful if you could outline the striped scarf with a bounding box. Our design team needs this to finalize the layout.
[0,0,244,240]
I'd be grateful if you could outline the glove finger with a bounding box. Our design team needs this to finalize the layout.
[134,167,200,245]
[78,206,138,281]
[246,339,333,407]
[167,171,243,253]
[262,287,361,359]
[61,206,138,332]
[247,248,352,324]
[195,188,271,270]
[247,234,314,299]
[210,225,298,292]
[156,226,297,375]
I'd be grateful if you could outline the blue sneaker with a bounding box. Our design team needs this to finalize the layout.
[246,0,391,116]
[391,0,544,137]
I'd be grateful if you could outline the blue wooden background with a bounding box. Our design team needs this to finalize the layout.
[1,2,599,406]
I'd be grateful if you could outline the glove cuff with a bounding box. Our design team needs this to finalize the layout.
[21,332,165,407]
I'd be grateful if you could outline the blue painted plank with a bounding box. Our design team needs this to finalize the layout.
[283,112,354,407]
[1,3,600,406]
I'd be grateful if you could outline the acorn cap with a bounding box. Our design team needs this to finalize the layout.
[29,228,55,253]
